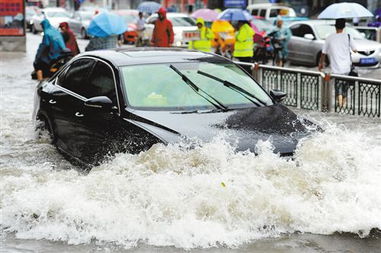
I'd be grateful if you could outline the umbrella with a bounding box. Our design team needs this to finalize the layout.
[87,12,127,37]
[137,1,161,14]
[217,8,252,21]
[318,2,373,19]
[191,9,219,21]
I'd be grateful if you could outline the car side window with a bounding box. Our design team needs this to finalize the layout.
[85,61,117,104]
[251,9,258,16]
[57,58,95,95]
[259,9,266,18]
[269,9,279,18]
[291,24,314,38]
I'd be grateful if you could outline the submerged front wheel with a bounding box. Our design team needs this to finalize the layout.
[36,115,56,144]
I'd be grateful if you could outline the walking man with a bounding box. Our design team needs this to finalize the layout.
[318,18,357,107]
[151,8,174,47]
[136,12,145,47]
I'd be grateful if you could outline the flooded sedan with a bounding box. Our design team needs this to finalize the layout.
[34,48,315,166]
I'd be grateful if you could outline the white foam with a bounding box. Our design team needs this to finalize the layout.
[1,124,381,249]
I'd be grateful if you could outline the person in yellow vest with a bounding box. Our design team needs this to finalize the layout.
[233,20,255,73]
[188,18,214,52]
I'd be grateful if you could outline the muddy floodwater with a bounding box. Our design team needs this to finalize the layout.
[1,34,380,252]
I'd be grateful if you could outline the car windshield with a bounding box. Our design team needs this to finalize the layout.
[315,24,364,40]
[121,62,272,110]
[169,17,196,26]
[45,10,71,18]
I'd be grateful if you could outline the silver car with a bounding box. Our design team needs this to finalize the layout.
[68,11,94,39]
[287,20,381,68]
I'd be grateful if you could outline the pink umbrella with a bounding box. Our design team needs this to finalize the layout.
[191,9,219,21]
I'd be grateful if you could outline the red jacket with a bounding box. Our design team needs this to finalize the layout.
[151,8,174,47]
[59,22,80,56]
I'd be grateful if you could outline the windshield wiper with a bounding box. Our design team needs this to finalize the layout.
[170,65,228,111]
[197,70,267,107]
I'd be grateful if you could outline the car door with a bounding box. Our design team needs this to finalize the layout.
[68,60,124,164]
[52,58,96,157]
[288,24,315,64]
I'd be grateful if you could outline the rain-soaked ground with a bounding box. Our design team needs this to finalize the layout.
[0,33,381,252]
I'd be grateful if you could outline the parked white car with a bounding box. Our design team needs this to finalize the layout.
[247,3,296,20]
[287,20,381,68]
[144,13,197,47]
[30,8,81,34]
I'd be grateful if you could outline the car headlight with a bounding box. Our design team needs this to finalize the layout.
[176,41,182,47]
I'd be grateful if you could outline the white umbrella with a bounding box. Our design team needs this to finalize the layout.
[318,2,373,19]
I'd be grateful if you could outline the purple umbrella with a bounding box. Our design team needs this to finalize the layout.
[191,9,219,21]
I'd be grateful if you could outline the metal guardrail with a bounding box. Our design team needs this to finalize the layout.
[235,61,381,118]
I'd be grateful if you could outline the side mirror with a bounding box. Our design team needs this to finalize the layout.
[360,32,366,38]
[304,33,314,40]
[84,96,113,110]
[270,89,287,103]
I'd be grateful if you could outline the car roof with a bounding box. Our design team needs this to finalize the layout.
[79,48,230,67]
[247,3,293,9]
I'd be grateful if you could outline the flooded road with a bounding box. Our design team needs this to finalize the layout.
[1,34,381,252]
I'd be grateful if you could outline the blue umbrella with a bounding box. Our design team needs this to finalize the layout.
[217,8,252,21]
[87,12,127,37]
[318,2,373,19]
[138,1,161,14]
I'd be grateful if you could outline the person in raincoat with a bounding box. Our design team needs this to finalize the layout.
[188,17,214,52]
[33,19,68,81]
[59,22,80,56]
[271,16,291,66]
[151,7,174,47]
[233,20,255,73]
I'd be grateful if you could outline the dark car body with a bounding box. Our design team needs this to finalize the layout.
[34,48,314,167]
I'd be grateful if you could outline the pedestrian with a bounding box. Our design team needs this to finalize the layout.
[318,18,357,108]
[188,17,214,52]
[136,12,146,47]
[271,16,291,66]
[233,20,255,74]
[85,35,118,51]
[151,7,174,47]
[33,19,68,81]
[59,22,80,56]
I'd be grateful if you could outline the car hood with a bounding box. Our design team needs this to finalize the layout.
[125,105,313,155]
[353,39,381,51]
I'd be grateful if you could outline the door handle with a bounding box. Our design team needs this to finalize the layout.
[75,112,84,117]
[49,99,56,104]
